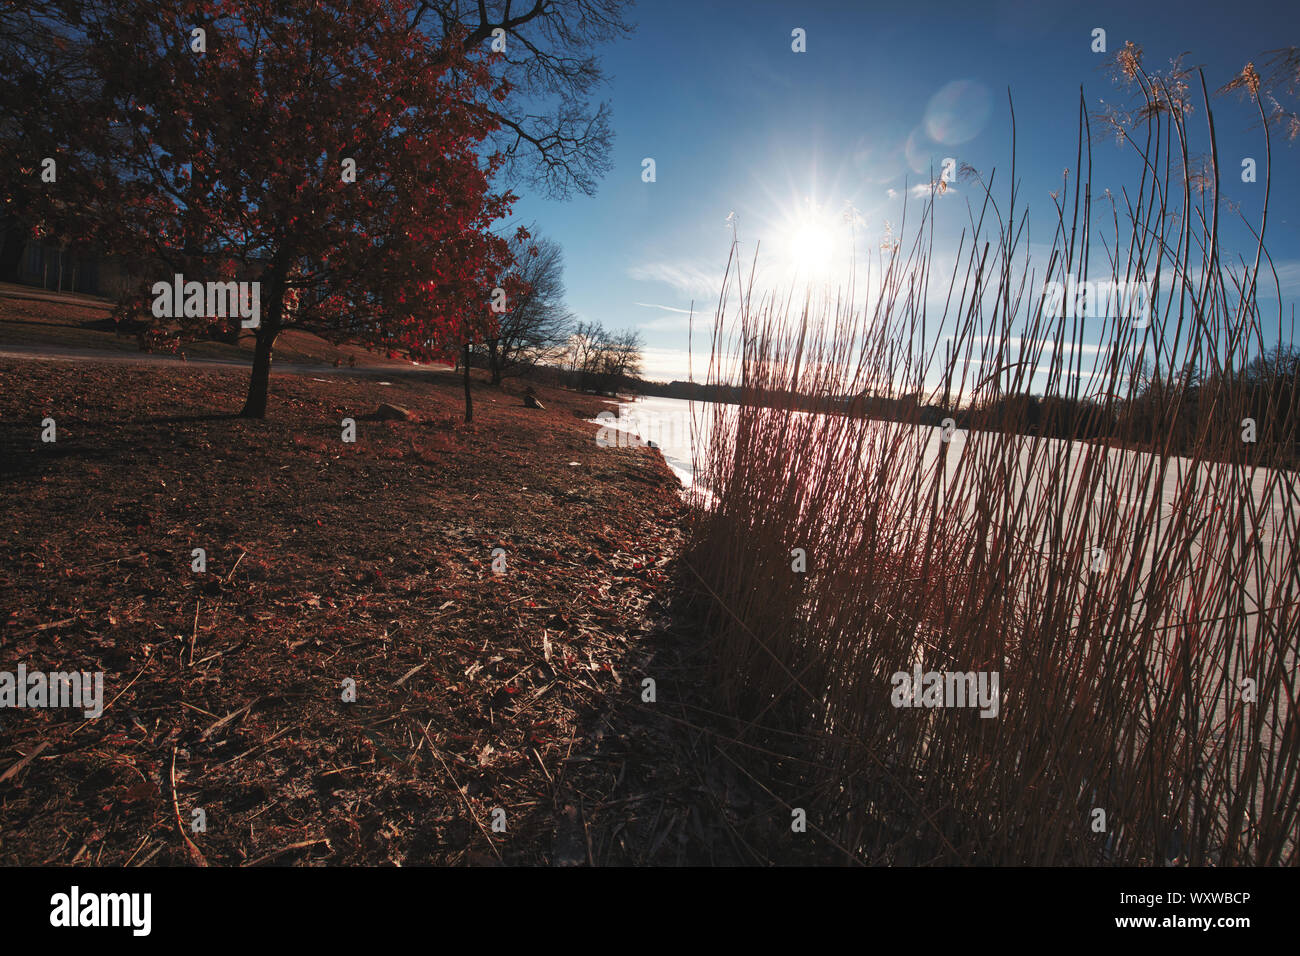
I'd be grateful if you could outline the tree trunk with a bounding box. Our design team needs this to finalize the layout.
[240,326,279,418]
[239,264,286,418]
[462,343,473,422]
[0,216,27,283]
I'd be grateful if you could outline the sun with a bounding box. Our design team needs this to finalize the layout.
[777,202,849,280]
[790,219,836,272]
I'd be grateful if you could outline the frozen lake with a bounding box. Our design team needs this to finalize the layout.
[600,393,1299,851]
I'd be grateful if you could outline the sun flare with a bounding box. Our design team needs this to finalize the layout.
[790,219,836,272]
[775,202,851,280]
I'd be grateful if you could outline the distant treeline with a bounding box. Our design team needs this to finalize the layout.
[611,345,1300,468]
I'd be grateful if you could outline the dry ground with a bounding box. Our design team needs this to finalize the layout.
[0,283,420,368]
[0,353,776,865]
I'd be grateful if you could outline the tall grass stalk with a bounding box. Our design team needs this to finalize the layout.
[683,57,1299,865]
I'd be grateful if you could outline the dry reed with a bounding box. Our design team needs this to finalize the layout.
[682,53,1299,865]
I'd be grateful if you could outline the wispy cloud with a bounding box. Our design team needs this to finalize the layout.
[956,356,1100,380]
[627,260,725,301]
[633,301,703,331]
[634,301,697,315]
[956,335,1112,356]
[1259,259,1300,295]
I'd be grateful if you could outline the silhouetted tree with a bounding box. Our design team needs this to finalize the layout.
[483,229,574,385]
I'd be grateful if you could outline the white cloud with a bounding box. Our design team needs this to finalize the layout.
[955,335,1111,356]
[638,346,705,382]
[634,301,697,315]
[633,301,704,332]
[1260,259,1300,295]
[627,260,726,301]
[911,183,957,199]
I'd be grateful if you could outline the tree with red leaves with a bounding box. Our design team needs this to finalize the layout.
[22,0,520,417]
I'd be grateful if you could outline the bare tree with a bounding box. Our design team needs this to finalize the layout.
[566,319,607,383]
[0,2,104,282]
[484,229,574,384]
[602,328,644,384]
[562,320,641,394]
[412,1,636,199]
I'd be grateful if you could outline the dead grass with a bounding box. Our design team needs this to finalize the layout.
[681,60,1300,865]
[0,358,717,865]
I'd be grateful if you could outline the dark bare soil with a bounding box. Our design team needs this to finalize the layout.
[0,356,760,865]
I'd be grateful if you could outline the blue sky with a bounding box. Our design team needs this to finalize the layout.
[506,0,1300,383]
